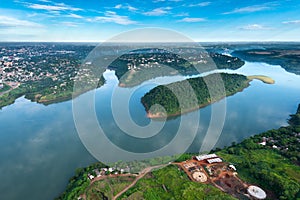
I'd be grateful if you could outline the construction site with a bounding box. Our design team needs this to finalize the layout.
[177,154,267,200]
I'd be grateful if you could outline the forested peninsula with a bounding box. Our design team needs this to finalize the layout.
[141,73,251,118]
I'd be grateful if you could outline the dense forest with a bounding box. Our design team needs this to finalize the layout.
[141,73,250,118]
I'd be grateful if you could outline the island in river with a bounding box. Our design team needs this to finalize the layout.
[141,73,274,119]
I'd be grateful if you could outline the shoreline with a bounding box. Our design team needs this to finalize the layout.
[247,75,275,84]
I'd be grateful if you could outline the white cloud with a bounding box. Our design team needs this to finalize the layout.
[67,13,83,19]
[282,20,300,24]
[115,4,122,9]
[114,4,138,11]
[223,5,271,14]
[0,15,43,28]
[153,0,182,2]
[127,5,138,11]
[27,13,39,18]
[144,7,172,16]
[90,11,137,25]
[188,2,211,7]
[177,17,206,22]
[240,24,269,30]
[26,2,82,12]
[60,21,80,27]
[175,12,189,17]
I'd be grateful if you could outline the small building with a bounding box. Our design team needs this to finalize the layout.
[93,169,101,177]
[207,158,223,164]
[88,174,95,180]
[259,141,266,146]
[195,154,218,161]
[108,167,114,172]
[229,164,236,171]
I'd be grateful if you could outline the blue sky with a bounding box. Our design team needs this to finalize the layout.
[0,0,300,41]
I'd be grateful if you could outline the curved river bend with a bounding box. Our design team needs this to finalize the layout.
[0,62,300,200]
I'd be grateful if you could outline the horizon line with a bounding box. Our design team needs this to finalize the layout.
[0,40,300,43]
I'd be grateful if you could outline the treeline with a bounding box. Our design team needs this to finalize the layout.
[141,73,250,117]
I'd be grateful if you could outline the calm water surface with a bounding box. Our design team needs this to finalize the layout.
[0,62,300,199]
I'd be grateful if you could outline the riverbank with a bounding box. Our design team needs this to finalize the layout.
[0,77,104,109]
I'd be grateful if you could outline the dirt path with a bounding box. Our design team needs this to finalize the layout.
[80,174,137,200]
[80,164,169,200]
[112,164,168,200]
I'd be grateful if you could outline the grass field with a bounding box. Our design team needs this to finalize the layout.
[86,176,136,200]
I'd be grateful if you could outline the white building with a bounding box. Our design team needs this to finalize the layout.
[207,158,223,164]
[196,154,218,161]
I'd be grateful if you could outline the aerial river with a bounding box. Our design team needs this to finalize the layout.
[0,61,300,199]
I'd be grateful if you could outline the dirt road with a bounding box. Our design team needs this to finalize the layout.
[112,164,168,200]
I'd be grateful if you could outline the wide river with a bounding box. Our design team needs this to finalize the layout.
[0,61,300,200]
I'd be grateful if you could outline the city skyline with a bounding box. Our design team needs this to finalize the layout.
[0,0,300,42]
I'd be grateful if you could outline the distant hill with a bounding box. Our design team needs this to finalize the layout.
[233,48,300,75]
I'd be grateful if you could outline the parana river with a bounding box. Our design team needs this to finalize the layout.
[0,61,300,200]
